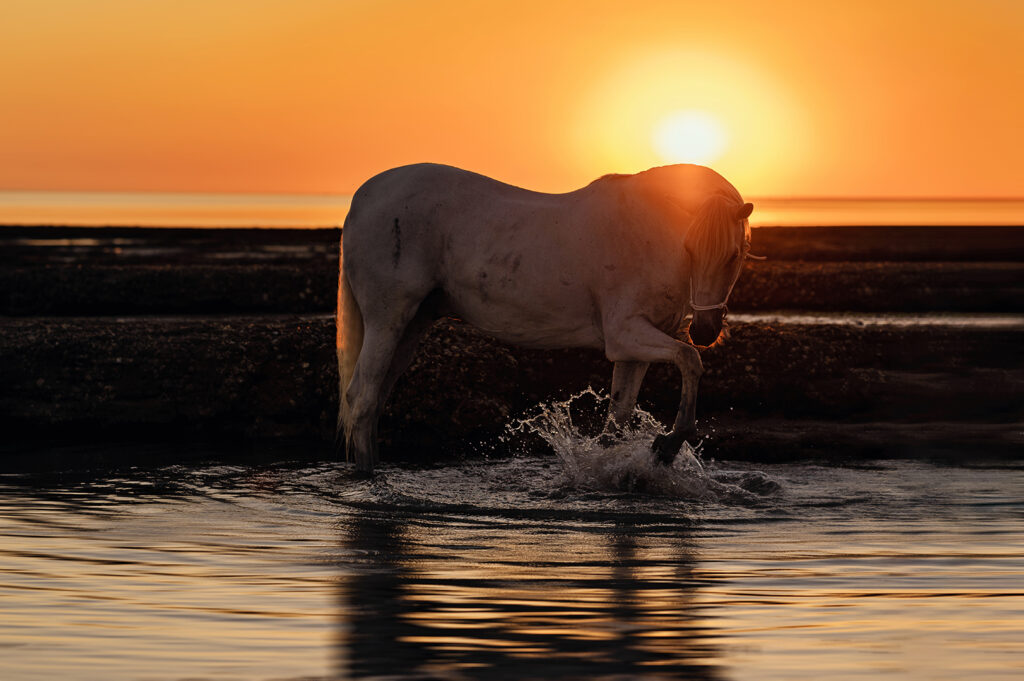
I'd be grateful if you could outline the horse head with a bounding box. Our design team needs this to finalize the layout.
[685,196,754,347]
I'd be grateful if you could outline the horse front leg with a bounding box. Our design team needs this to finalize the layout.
[608,361,649,431]
[651,343,702,465]
[604,319,703,465]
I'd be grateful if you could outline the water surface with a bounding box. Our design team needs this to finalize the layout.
[2,454,1021,681]
[2,192,1022,228]
[731,311,1024,329]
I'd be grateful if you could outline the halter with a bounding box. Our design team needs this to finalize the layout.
[689,268,738,312]
[689,252,765,312]
[689,300,728,311]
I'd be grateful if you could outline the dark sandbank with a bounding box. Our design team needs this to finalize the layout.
[1,225,1022,466]
[2,315,1021,465]
[4,260,1023,316]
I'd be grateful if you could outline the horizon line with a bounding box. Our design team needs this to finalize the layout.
[1,189,1023,202]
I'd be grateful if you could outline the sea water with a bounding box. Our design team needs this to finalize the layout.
[2,192,1023,228]
[1,399,1022,680]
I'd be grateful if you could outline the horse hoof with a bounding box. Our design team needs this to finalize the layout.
[351,467,376,480]
[652,433,681,466]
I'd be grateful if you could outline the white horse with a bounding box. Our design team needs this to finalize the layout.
[337,163,753,474]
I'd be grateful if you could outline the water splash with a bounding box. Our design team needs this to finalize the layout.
[506,388,779,501]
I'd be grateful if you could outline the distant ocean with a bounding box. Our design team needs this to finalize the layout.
[1,192,1022,228]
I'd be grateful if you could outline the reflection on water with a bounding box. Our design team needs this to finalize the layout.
[748,197,1024,228]
[2,192,1023,228]
[341,509,719,680]
[1,458,1022,680]
[0,191,351,228]
[731,311,1024,329]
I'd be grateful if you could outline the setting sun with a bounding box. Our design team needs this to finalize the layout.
[652,110,728,165]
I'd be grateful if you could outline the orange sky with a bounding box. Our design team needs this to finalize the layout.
[1,0,1021,197]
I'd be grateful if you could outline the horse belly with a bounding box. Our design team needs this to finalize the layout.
[444,275,603,350]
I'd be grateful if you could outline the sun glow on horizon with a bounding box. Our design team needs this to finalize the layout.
[652,110,728,165]
[570,49,809,194]
[0,2,1021,197]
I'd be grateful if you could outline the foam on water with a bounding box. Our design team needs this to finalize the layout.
[506,388,780,501]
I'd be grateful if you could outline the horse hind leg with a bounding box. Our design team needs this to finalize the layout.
[344,287,442,475]
[345,319,413,475]
[377,293,441,413]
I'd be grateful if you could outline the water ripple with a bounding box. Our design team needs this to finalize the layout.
[1,454,1022,680]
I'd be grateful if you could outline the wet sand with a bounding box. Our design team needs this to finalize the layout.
[2,225,1022,465]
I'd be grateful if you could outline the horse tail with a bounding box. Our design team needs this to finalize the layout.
[336,236,363,460]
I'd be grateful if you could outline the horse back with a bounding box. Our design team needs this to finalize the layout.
[343,163,599,283]
[342,163,713,349]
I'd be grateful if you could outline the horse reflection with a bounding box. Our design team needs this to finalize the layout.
[337,510,726,680]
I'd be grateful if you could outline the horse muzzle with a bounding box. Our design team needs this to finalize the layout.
[687,308,724,347]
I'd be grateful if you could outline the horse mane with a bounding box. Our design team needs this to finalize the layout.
[589,166,750,260]
[592,172,631,184]
[686,193,748,261]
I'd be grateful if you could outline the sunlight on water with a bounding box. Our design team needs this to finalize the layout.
[1,193,1022,228]
[749,197,1024,227]
[1,458,1022,681]
[731,312,1024,329]
[0,191,351,228]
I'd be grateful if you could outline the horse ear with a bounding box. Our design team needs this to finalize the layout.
[736,202,754,220]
